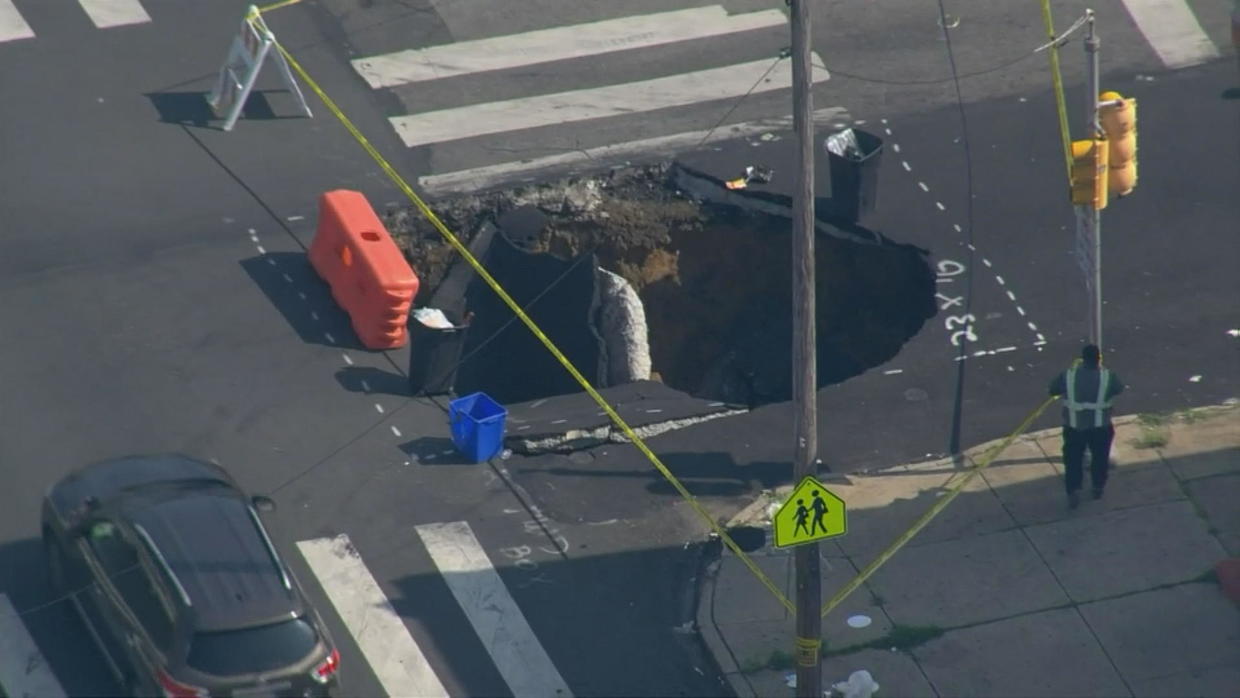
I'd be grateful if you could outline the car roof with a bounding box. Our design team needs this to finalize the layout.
[126,487,304,632]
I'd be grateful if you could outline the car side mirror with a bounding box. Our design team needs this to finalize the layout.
[251,495,277,513]
[65,496,101,538]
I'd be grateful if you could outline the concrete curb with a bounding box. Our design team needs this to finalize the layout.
[694,557,754,698]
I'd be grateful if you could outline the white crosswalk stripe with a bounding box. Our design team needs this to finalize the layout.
[0,593,68,698]
[77,0,151,29]
[1118,0,1220,68]
[389,53,828,149]
[296,535,450,698]
[416,521,572,698]
[352,6,787,89]
[298,525,570,698]
[0,0,151,44]
[0,0,35,43]
[354,4,812,192]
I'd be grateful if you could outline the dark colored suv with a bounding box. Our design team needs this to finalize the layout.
[41,454,340,697]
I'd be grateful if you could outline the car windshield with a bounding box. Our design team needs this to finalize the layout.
[188,618,318,676]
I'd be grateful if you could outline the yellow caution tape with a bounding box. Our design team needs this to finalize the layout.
[819,395,1058,618]
[256,0,303,14]
[1039,0,1075,185]
[259,23,797,614]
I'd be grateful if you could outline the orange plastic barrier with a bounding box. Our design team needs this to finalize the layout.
[309,190,419,349]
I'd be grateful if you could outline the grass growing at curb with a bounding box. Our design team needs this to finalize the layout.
[1132,413,1171,449]
[740,649,795,673]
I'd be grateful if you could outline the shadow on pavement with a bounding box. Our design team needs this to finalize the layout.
[380,537,730,698]
[0,537,123,697]
[144,90,305,129]
[335,365,408,396]
[400,436,475,466]
[239,251,367,351]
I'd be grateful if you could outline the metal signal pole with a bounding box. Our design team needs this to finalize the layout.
[790,1,821,696]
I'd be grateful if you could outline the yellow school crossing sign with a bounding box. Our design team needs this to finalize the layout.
[774,476,847,548]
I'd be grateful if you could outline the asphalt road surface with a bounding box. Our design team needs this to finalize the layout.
[0,0,1235,696]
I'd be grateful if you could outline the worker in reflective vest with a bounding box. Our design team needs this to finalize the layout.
[1048,344,1125,509]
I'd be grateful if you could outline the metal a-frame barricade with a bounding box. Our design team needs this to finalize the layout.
[207,6,312,131]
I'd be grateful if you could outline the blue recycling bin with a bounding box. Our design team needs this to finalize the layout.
[449,392,507,462]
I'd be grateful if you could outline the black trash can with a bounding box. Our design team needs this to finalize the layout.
[824,128,884,223]
[408,309,471,396]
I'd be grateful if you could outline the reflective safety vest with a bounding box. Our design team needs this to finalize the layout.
[1064,366,1114,429]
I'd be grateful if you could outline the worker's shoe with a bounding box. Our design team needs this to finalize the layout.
[1067,491,1081,510]
[1092,487,1105,500]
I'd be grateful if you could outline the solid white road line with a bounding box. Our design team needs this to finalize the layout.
[0,0,35,43]
[0,593,67,698]
[391,52,828,148]
[416,521,572,698]
[1118,0,1219,68]
[419,107,849,196]
[296,535,449,698]
[353,5,787,89]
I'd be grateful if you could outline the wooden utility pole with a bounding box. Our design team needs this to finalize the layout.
[789,1,821,697]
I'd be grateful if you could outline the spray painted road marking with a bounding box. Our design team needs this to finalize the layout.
[0,0,34,43]
[1119,0,1219,68]
[354,6,787,88]
[390,53,829,148]
[416,521,572,698]
[0,593,67,698]
[297,536,449,698]
[77,0,151,28]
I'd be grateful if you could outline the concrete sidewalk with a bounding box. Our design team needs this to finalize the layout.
[698,402,1240,698]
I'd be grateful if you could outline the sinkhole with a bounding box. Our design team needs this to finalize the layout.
[387,164,937,407]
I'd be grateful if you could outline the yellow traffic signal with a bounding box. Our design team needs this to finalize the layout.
[1071,139,1109,209]
[1099,92,1137,197]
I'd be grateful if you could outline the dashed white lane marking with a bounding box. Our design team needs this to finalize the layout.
[884,127,893,135]
[966,243,976,251]
[935,201,945,211]
[374,403,385,414]
[416,521,573,698]
[883,368,904,375]
[550,418,567,424]
[994,346,1018,353]
[342,353,354,366]
[982,259,993,268]
[267,258,277,266]
[298,292,307,300]
[917,181,929,192]
[1226,329,1240,338]
[296,536,449,698]
[892,143,901,153]
[287,215,305,222]
[1016,306,1027,316]
[325,332,337,344]
[361,379,372,392]
[902,161,912,171]
[0,593,68,698]
[1027,322,1038,332]
[953,224,962,233]
[1006,290,1017,301]
[282,273,293,283]
[256,245,267,254]
[645,408,663,414]
[390,425,403,437]
[311,311,320,321]
[995,275,1005,285]
[1118,0,1220,69]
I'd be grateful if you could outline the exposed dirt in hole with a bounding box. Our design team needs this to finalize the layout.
[386,164,936,405]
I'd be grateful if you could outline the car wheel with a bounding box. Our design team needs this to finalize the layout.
[43,530,66,592]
